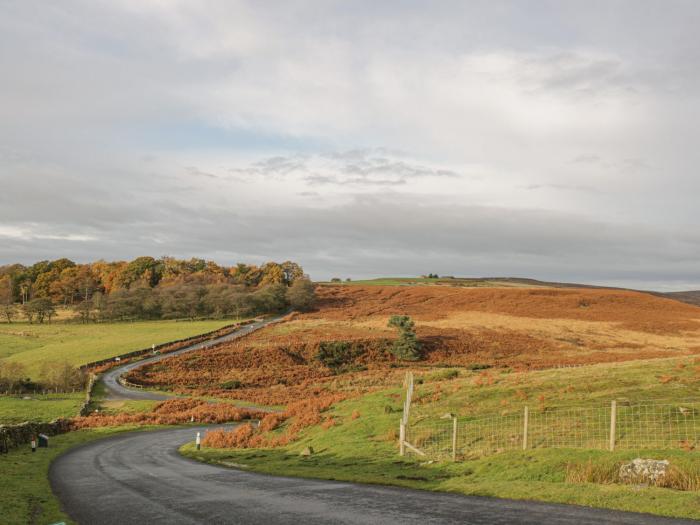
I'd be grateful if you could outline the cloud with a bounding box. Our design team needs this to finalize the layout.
[226,150,464,187]
[2,2,700,289]
[3,193,698,290]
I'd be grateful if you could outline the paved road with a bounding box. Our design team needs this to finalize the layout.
[101,316,283,401]
[50,426,697,525]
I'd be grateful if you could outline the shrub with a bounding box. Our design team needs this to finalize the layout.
[428,369,459,382]
[316,341,358,371]
[220,380,242,390]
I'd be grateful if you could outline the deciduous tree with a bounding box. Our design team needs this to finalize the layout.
[286,278,316,312]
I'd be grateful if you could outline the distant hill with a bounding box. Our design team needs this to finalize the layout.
[655,290,700,307]
[322,276,700,309]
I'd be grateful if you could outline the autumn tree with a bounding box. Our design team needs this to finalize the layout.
[260,262,285,286]
[281,261,304,285]
[252,283,288,313]
[0,275,12,305]
[1,277,17,322]
[0,362,28,392]
[39,361,86,391]
[33,268,60,299]
[23,298,56,324]
[286,278,316,312]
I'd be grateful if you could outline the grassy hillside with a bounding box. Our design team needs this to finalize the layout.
[0,319,238,377]
[183,356,700,520]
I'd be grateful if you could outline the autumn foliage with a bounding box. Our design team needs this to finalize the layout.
[72,398,266,428]
[202,393,348,449]
[110,285,700,450]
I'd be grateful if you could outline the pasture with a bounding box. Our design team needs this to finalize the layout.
[0,392,85,424]
[0,319,239,378]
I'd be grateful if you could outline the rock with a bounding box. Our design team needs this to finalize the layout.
[300,446,314,457]
[619,458,669,484]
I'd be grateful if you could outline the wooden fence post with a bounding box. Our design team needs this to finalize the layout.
[522,406,529,450]
[452,417,457,461]
[399,420,406,456]
[609,400,617,451]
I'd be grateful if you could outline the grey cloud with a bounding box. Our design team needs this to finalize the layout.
[2,2,700,290]
[521,183,602,194]
[3,193,700,290]
[228,150,463,187]
[186,166,218,179]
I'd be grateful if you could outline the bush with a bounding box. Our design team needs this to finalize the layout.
[316,341,354,370]
[428,369,459,381]
[220,380,242,390]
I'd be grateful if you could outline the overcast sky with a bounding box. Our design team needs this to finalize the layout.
[1,1,699,290]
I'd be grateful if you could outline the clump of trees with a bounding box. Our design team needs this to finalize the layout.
[387,315,422,360]
[0,257,314,323]
[0,360,86,394]
[285,278,316,312]
[22,298,56,324]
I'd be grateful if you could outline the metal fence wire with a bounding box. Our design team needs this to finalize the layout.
[404,401,700,460]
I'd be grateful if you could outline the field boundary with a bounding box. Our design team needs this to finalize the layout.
[79,319,255,371]
[401,398,700,460]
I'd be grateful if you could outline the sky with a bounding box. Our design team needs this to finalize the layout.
[1,1,700,290]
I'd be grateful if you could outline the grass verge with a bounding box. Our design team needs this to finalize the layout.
[1,425,161,525]
[181,357,700,520]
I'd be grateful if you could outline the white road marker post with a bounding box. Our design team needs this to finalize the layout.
[196,431,201,451]
[31,437,37,453]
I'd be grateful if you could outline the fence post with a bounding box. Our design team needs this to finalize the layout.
[452,417,457,461]
[609,400,617,451]
[399,420,405,456]
[522,406,529,450]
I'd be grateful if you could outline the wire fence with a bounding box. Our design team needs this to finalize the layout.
[404,400,700,460]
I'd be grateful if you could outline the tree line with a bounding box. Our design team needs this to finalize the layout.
[0,257,316,323]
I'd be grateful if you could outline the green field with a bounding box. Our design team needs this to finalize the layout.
[0,319,239,377]
[183,357,700,520]
[0,392,85,424]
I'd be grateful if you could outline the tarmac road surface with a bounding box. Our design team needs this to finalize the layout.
[100,316,283,401]
[50,426,698,525]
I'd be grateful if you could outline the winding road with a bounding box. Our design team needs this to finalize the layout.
[101,316,283,401]
[50,426,696,525]
[51,318,698,524]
